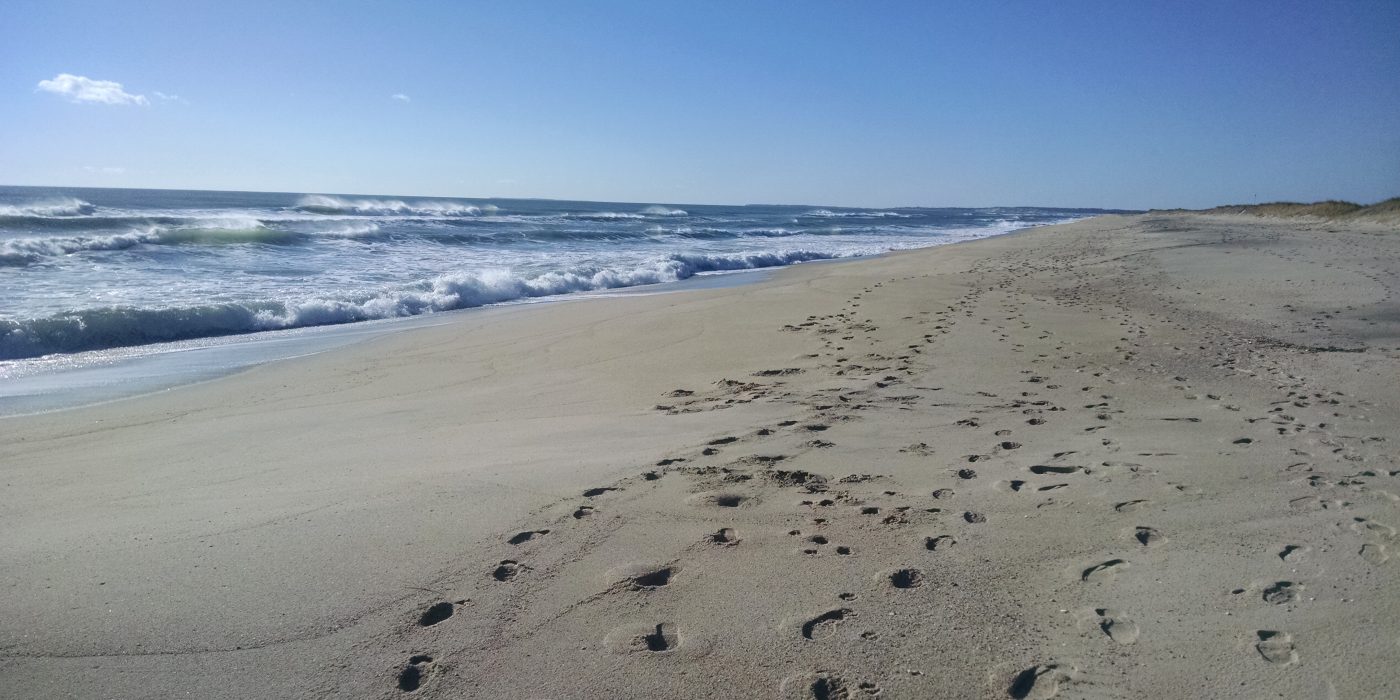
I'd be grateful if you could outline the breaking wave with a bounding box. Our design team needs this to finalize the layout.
[0,198,98,219]
[0,217,286,266]
[639,205,688,216]
[0,250,845,359]
[565,211,646,220]
[802,209,909,218]
[295,194,489,217]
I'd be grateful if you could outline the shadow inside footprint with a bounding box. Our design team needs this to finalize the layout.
[1095,608,1139,645]
[643,623,678,652]
[710,528,738,545]
[925,535,955,551]
[1030,465,1082,475]
[417,602,454,627]
[397,655,434,692]
[1008,664,1069,699]
[507,529,549,545]
[1081,559,1127,582]
[1134,526,1165,547]
[888,568,924,589]
[492,560,523,582]
[633,567,673,588]
[1262,581,1298,605]
[801,608,852,640]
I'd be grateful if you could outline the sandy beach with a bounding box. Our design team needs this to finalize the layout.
[2,212,1397,698]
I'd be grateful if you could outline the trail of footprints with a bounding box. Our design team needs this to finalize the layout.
[386,217,1397,696]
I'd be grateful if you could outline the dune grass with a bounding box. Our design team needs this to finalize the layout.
[1165,197,1400,222]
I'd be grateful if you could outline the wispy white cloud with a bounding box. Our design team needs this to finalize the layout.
[37,73,148,105]
[391,93,411,102]
[152,91,186,103]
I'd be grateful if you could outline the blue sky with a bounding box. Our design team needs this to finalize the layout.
[2,0,1397,209]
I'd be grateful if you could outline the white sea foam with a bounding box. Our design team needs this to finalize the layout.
[802,209,909,218]
[295,194,484,216]
[0,198,97,218]
[0,250,845,358]
[565,211,647,220]
[310,222,383,238]
[639,205,688,216]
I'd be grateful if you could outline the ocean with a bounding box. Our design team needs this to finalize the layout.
[0,185,1114,405]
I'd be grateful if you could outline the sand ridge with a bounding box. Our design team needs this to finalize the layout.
[1,213,1397,698]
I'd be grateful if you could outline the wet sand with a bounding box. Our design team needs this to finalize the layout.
[2,212,1397,698]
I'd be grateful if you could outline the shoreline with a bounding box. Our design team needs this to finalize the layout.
[0,218,1070,417]
[2,213,1396,698]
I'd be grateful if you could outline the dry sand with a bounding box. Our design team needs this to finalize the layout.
[2,213,1397,699]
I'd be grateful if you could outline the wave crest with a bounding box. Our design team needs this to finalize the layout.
[802,209,909,218]
[639,205,688,216]
[295,194,484,217]
[565,211,645,220]
[0,198,97,218]
[0,218,286,266]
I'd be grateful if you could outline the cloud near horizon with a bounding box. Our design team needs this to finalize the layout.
[37,73,148,105]
[391,93,411,102]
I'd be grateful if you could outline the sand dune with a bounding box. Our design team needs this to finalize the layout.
[1,213,1397,698]
[1174,196,1400,223]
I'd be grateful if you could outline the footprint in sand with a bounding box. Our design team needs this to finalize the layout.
[709,528,739,545]
[925,535,956,551]
[582,487,620,497]
[417,602,456,627]
[603,622,694,655]
[1359,543,1389,565]
[886,568,925,589]
[963,511,987,524]
[1094,608,1139,645]
[1351,517,1396,538]
[1261,581,1299,605]
[396,654,436,692]
[629,566,674,589]
[800,608,854,640]
[779,671,878,700]
[1114,499,1149,513]
[1133,526,1166,547]
[492,560,525,582]
[1007,663,1075,699]
[1255,631,1298,666]
[1279,544,1308,562]
[1029,465,1082,475]
[1081,559,1128,583]
[507,529,550,545]
[687,492,749,508]
[573,505,595,519]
